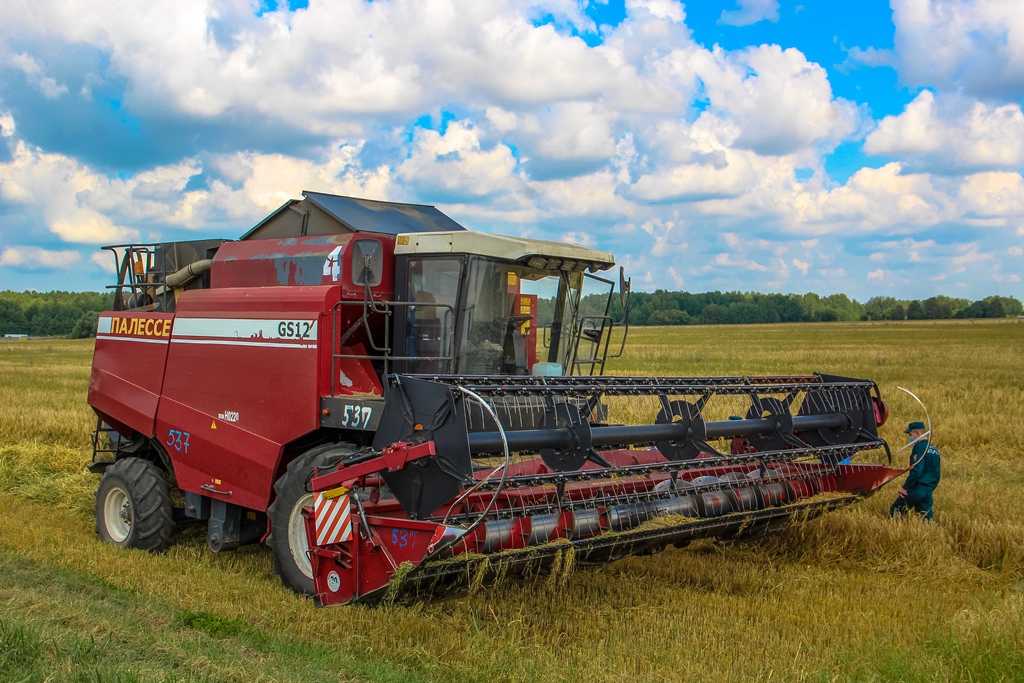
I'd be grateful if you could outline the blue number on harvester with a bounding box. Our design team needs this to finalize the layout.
[166,429,191,453]
[392,528,409,548]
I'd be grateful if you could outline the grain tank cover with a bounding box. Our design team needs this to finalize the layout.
[240,192,468,241]
[304,192,467,235]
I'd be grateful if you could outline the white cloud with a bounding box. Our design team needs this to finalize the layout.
[864,91,1024,171]
[844,46,896,69]
[867,269,885,280]
[891,0,1024,98]
[871,238,937,263]
[786,163,952,233]
[398,121,518,198]
[1,1,1022,299]
[10,53,68,99]
[668,266,684,288]
[531,170,635,218]
[485,106,521,133]
[630,149,756,202]
[719,0,780,27]
[0,246,80,269]
[697,45,862,155]
[957,172,1024,218]
[208,142,393,219]
[639,217,685,256]
[0,0,859,159]
[1008,246,1024,256]
[713,252,768,271]
[535,102,616,161]
[90,251,115,271]
[0,140,139,243]
[628,0,686,23]
[0,0,696,133]
[0,110,394,243]
[561,231,596,247]
[0,111,16,137]
[950,243,993,272]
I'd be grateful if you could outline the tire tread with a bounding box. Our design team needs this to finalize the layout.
[94,457,174,552]
[266,443,358,595]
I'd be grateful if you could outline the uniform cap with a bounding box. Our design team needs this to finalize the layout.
[904,421,926,433]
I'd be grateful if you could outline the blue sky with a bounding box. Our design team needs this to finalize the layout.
[1,0,1023,300]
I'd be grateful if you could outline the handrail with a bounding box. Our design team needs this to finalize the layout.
[570,314,615,376]
[607,277,631,360]
[330,298,456,396]
[102,244,175,313]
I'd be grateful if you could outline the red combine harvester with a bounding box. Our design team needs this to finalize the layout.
[88,191,903,606]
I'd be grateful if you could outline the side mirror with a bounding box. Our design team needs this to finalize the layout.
[618,266,631,309]
[351,239,383,287]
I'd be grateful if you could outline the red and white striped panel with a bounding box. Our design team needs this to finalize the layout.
[313,491,353,546]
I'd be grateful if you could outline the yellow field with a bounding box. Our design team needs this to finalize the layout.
[2,320,1023,682]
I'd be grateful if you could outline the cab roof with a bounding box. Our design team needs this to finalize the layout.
[394,231,615,273]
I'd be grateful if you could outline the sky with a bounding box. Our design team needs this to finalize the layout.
[1,0,1023,300]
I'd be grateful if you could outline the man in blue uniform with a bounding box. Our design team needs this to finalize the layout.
[890,421,941,520]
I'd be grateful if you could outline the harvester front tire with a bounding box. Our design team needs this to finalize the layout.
[267,443,359,596]
[94,457,174,552]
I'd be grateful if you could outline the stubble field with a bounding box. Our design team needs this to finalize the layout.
[1,319,1023,682]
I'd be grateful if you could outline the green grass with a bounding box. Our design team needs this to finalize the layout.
[0,553,421,682]
[1,320,1023,682]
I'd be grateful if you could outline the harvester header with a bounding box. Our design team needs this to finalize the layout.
[85,191,903,607]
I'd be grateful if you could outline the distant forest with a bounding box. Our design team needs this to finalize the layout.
[572,291,1022,326]
[0,289,1020,338]
[0,291,114,338]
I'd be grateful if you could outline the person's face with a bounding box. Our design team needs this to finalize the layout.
[908,429,925,441]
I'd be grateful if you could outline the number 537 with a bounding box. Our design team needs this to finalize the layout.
[166,429,190,453]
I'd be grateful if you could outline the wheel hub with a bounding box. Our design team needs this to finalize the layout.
[288,493,314,579]
[103,486,133,543]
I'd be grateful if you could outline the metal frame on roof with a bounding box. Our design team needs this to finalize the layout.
[302,191,468,235]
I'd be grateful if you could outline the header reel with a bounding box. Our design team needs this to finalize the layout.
[305,372,900,606]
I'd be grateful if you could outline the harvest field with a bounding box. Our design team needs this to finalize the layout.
[2,319,1024,682]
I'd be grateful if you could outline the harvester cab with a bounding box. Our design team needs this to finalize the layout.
[87,191,905,607]
[388,230,626,378]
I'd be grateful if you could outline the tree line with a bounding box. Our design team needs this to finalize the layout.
[1,288,1021,338]
[0,291,114,337]
[580,291,1022,326]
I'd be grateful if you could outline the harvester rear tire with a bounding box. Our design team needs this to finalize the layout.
[267,443,359,596]
[94,457,174,552]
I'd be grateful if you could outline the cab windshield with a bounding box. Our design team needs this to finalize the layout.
[400,255,582,375]
[458,257,581,375]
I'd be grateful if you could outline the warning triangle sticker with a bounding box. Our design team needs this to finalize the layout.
[211,421,217,429]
